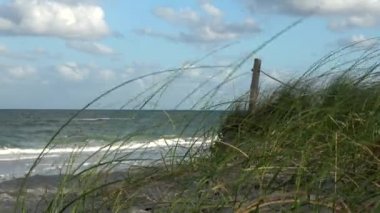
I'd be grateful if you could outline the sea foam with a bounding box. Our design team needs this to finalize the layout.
[0,138,212,161]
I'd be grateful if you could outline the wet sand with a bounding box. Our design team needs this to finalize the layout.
[0,174,64,212]
[0,167,168,213]
[0,172,131,212]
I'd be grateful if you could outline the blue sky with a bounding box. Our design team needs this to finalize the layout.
[0,0,379,109]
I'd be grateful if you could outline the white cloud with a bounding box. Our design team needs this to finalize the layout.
[338,34,379,47]
[28,48,61,60]
[351,34,369,43]
[329,15,378,30]
[137,2,260,44]
[0,0,110,39]
[243,0,380,30]
[0,44,7,53]
[243,0,380,16]
[56,62,89,81]
[201,1,223,18]
[181,62,202,79]
[7,66,36,79]
[98,69,116,81]
[0,43,36,60]
[66,41,115,55]
[154,7,200,26]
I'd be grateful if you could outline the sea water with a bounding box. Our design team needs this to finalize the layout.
[0,110,225,181]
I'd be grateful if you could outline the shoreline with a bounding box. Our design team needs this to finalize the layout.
[0,170,147,212]
[0,174,73,212]
[0,137,212,181]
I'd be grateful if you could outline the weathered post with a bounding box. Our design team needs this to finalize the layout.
[249,58,261,112]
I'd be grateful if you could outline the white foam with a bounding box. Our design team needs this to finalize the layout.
[0,154,59,162]
[0,138,212,160]
[74,117,132,121]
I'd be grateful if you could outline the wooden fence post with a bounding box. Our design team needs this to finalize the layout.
[249,58,261,112]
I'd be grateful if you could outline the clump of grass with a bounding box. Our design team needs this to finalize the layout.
[15,20,380,212]
[103,39,380,212]
[210,40,380,212]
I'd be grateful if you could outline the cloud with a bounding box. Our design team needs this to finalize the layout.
[350,34,371,43]
[28,48,62,60]
[0,0,110,39]
[201,1,223,18]
[56,62,90,81]
[0,43,61,60]
[328,15,378,30]
[260,68,295,88]
[98,69,116,81]
[7,65,36,79]
[338,34,380,47]
[0,44,34,60]
[242,0,380,30]
[137,1,260,44]
[154,7,200,26]
[0,44,6,53]
[66,41,115,55]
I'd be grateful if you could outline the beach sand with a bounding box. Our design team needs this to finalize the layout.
[0,168,173,213]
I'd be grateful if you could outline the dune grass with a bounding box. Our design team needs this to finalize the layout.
[14,20,380,212]
[213,76,380,212]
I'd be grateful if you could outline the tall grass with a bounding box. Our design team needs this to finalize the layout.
[15,21,380,212]
[213,38,380,212]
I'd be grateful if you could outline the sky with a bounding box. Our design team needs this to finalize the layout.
[0,0,379,109]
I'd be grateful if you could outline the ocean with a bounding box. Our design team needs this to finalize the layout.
[0,109,225,181]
